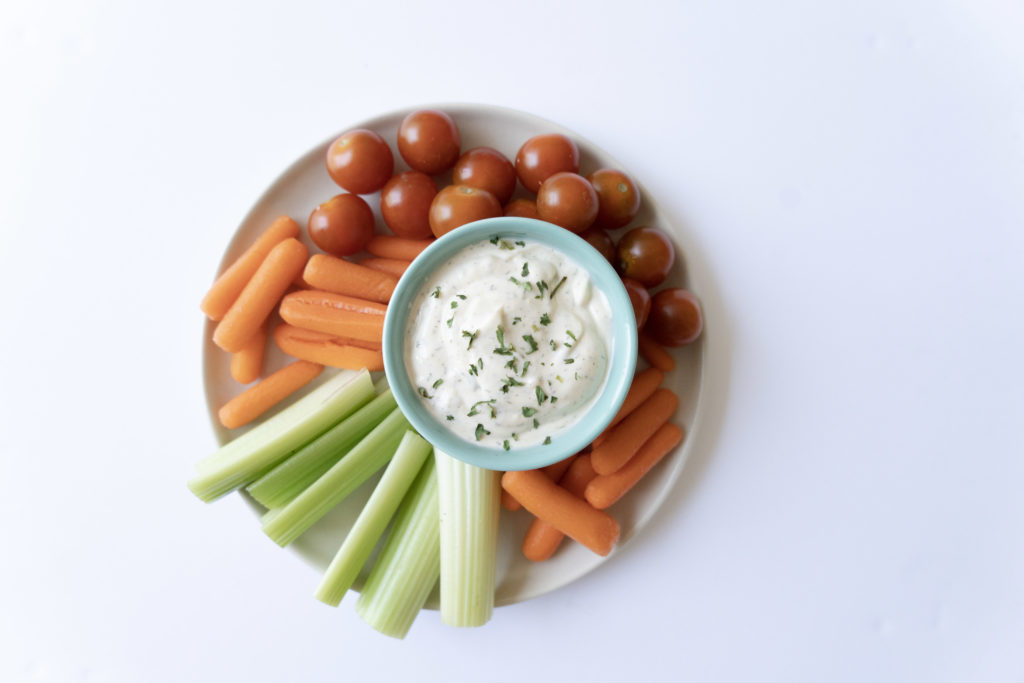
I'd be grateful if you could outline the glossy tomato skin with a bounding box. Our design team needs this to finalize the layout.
[428,185,501,238]
[325,129,393,195]
[453,147,517,204]
[380,171,437,239]
[621,277,651,329]
[616,226,676,287]
[579,228,615,265]
[536,172,598,233]
[647,288,703,346]
[588,168,640,230]
[308,194,375,256]
[515,134,580,193]
[503,197,541,219]
[398,110,461,175]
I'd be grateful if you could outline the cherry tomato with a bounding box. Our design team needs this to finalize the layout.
[588,168,640,230]
[616,226,675,287]
[453,147,517,204]
[308,194,375,256]
[647,288,703,346]
[580,228,615,265]
[428,185,501,237]
[515,134,579,193]
[537,172,598,233]
[380,171,437,239]
[397,109,461,175]
[503,198,541,219]
[325,129,393,195]
[621,278,651,329]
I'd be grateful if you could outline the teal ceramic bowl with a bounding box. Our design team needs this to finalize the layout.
[382,217,637,471]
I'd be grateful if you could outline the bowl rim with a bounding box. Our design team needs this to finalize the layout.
[382,216,638,471]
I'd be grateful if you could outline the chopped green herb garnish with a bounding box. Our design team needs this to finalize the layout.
[446,316,454,328]
[543,436,551,445]
[450,301,458,309]
[550,396,558,403]
[564,358,575,364]
[501,376,525,393]
[521,263,530,277]
[549,276,567,298]
[574,372,580,380]
[550,340,558,350]
[457,294,467,300]
[500,240,514,250]
[505,357,518,373]
[477,358,484,369]
[515,240,525,247]
[521,360,530,377]
[493,325,515,355]
[468,363,478,376]
[533,418,540,429]
[475,424,490,441]
[565,330,576,347]
[462,329,478,350]
[509,276,533,291]
[522,334,539,354]
[534,280,549,299]
[512,316,521,325]
[536,386,548,405]
[431,286,441,299]
[446,415,454,421]
[467,399,496,418]
[512,433,519,441]
[417,387,432,399]
[503,440,510,451]
[539,313,551,326]
[490,236,500,245]
[522,406,537,417]
[432,379,444,389]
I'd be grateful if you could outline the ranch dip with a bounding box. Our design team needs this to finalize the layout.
[404,236,611,451]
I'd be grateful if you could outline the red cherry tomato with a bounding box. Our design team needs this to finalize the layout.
[308,194,375,256]
[397,110,461,175]
[325,129,393,195]
[588,168,640,230]
[579,228,615,265]
[380,171,437,239]
[647,288,703,346]
[620,278,651,329]
[537,172,598,233]
[453,147,517,204]
[428,185,501,237]
[616,226,675,287]
[515,134,579,193]
[503,198,541,219]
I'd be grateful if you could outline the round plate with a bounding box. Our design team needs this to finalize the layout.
[202,103,707,608]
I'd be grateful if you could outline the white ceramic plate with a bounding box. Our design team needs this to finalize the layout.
[202,103,707,607]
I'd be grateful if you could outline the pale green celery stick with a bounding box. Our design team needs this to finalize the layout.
[314,431,432,606]
[246,390,398,508]
[373,376,390,394]
[188,370,375,502]
[435,450,500,627]
[261,408,410,547]
[355,456,439,639]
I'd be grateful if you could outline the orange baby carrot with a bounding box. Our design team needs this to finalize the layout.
[590,388,678,476]
[278,290,385,344]
[274,325,384,371]
[591,367,664,448]
[638,330,675,372]
[213,238,308,353]
[217,360,323,429]
[586,423,684,509]
[522,455,599,561]
[502,454,579,512]
[360,257,413,279]
[502,469,619,557]
[365,235,433,261]
[201,216,300,321]
[230,325,267,384]
[303,254,398,304]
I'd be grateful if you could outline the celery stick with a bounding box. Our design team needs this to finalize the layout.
[314,431,432,606]
[246,390,398,508]
[261,407,410,547]
[188,370,375,502]
[356,456,439,639]
[435,450,500,627]
[373,376,390,394]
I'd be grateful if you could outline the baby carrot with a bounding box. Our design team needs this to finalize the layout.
[590,388,678,476]
[213,238,308,353]
[501,454,578,512]
[274,325,384,371]
[591,367,664,448]
[303,254,398,304]
[217,360,324,429]
[522,455,598,561]
[502,469,619,557]
[638,330,675,372]
[360,257,413,279]
[586,423,684,509]
[365,235,433,261]
[230,325,267,384]
[201,216,300,321]
[278,290,385,344]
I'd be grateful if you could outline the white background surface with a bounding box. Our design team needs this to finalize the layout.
[1,1,1022,681]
